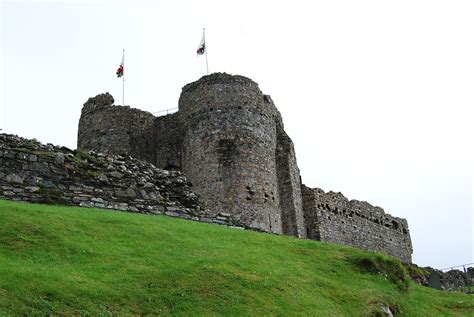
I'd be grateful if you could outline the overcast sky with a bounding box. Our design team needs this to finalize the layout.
[1,0,472,269]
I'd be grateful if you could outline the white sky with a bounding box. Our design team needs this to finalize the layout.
[1,0,472,269]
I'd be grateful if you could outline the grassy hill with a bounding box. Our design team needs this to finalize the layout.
[0,199,472,316]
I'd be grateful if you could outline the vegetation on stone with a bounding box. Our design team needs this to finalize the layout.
[0,133,232,226]
[0,199,472,316]
[37,185,63,205]
[350,253,410,291]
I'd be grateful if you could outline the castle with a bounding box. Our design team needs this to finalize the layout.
[77,73,413,263]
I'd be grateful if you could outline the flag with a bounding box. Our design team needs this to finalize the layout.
[116,53,124,78]
[196,31,205,55]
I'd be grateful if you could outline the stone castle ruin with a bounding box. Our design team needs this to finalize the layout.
[77,73,413,263]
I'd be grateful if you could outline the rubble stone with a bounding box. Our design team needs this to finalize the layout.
[0,133,230,227]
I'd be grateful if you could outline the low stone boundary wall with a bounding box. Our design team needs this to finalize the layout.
[0,134,234,227]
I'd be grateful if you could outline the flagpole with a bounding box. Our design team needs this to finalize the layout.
[204,28,209,75]
[122,49,125,106]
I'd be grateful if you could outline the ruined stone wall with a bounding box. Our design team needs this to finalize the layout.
[302,186,322,240]
[152,113,183,170]
[302,185,413,263]
[437,268,474,290]
[0,133,235,226]
[75,74,413,262]
[76,75,306,236]
[178,74,283,233]
[412,265,474,291]
[77,93,155,158]
[274,105,306,238]
[129,124,157,165]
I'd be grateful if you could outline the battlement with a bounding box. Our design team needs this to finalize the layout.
[78,94,155,156]
[81,92,115,115]
[302,185,413,263]
[310,187,409,233]
[181,72,260,95]
[76,73,413,262]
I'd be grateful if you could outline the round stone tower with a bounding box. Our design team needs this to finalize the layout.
[179,73,283,233]
[77,92,155,156]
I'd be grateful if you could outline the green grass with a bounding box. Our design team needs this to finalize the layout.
[0,199,472,316]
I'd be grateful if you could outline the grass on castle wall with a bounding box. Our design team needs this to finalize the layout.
[0,199,472,316]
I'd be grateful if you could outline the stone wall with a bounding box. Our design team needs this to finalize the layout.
[410,264,474,291]
[77,93,155,158]
[77,74,306,237]
[437,268,474,291]
[274,105,306,238]
[0,133,235,226]
[178,74,284,233]
[302,185,413,263]
[75,73,413,262]
[153,112,183,170]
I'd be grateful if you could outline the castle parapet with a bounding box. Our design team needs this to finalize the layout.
[302,185,413,263]
[78,93,155,156]
[81,92,115,115]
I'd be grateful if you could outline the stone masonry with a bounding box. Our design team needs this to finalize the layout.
[75,73,413,262]
[302,186,413,263]
[0,133,235,226]
[78,74,307,237]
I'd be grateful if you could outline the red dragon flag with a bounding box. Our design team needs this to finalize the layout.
[196,29,208,75]
[116,52,124,78]
[196,30,206,55]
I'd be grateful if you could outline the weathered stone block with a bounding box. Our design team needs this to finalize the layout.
[6,173,24,184]
[139,189,149,200]
[108,171,122,179]
[91,197,104,203]
[69,185,82,191]
[115,188,136,198]
[25,186,40,192]
[166,206,181,213]
[98,175,109,182]
[79,201,95,208]
[54,153,65,165]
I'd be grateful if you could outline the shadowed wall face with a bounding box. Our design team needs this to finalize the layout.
[178,74,282,233]
[152,113,183,170]
[275,122,306,239]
